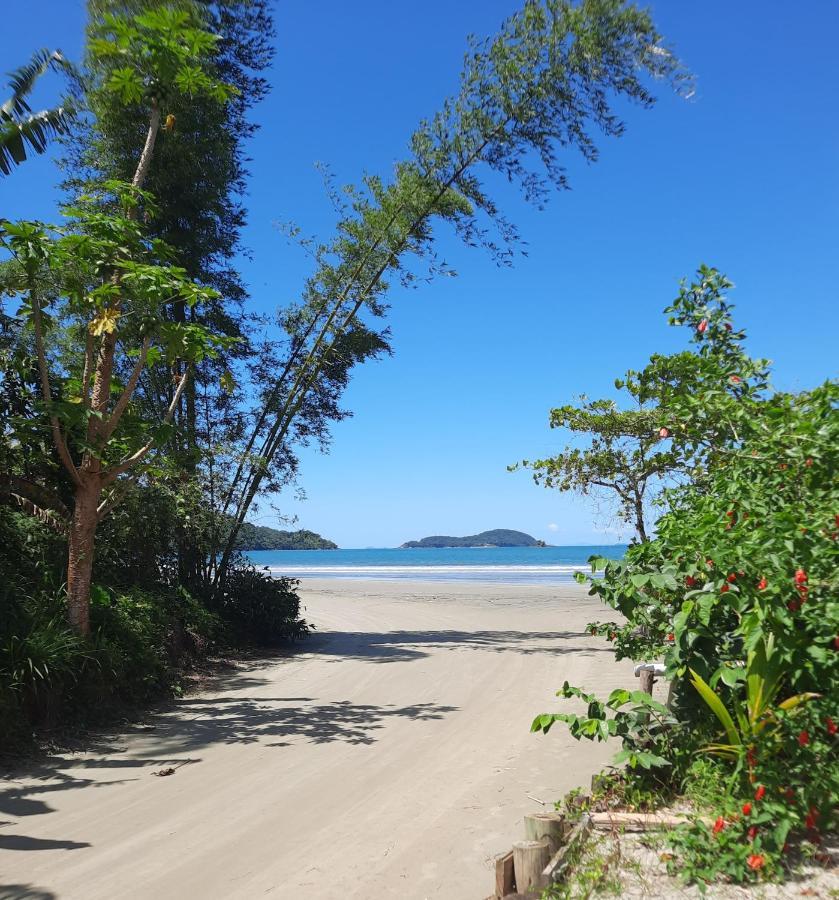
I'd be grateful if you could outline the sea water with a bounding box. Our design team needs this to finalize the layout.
[245,545,627,585]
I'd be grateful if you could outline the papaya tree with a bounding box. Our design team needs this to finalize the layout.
[0,7,235,634]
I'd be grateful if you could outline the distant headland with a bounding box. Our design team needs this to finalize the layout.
[400,529,546,549]
[235,523,338,551]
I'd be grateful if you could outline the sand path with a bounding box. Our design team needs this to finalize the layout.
[1,580,633,900]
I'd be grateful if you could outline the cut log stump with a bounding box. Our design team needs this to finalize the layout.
[523,812,566,854]
[513,840,551,893]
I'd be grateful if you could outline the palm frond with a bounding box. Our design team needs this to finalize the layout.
[0,107,72,175]
[0,49,75,175]
[2,49,67,118]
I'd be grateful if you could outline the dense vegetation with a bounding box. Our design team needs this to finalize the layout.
[234,523,337,551]
[1,0,686,749]
[402,529,542,548]
[531,269,837,887]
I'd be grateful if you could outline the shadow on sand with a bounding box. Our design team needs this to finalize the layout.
[0,887,58,900]
[303,627,610,663]
[0,624,598,856]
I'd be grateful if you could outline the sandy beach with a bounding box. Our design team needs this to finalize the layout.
[1,579,633,900]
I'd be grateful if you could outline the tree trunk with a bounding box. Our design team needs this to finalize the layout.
[66,476,101,636]
[634,493,648,542]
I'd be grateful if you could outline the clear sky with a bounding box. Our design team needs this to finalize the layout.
[2,1,837,548]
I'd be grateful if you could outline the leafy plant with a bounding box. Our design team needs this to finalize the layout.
[689,634,818,762]
[1,49,75,176]
[532,682,679,772]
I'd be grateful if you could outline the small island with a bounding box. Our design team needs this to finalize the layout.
[234,523,338,551]
[401,528,545,549]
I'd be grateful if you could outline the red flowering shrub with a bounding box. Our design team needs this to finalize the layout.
[547,269,838,884]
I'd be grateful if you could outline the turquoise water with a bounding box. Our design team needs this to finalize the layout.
[245,545,626,584]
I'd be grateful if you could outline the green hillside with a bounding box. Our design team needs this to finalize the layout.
[235,524,338,551]
[401,529,543,548]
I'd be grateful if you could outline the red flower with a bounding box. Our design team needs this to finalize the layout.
[747,854,765,871]
[666,633,675,642]
[712,816,726,834]
[697,319,708,334]
[757,577,767,590]
[742,802,752,816]
[658,427,669,438]
[805,458,813,467]
[725,509,735,519]
[826,717,837,736]
[727,572,737,583]
[748,826,758,841]
[798,730,810,747]
[754,785,766,801]
[794,568,808,585]
[685,576,697,588]
[721,584,730,593]
[730,375,742,384]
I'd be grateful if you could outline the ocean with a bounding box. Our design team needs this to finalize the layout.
[245,545,627,585]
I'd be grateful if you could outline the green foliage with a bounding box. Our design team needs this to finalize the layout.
[1,50,75,176]
[234,522,337,551]
[214,563,310,644]
[88,7,234,107]
[531,268,838,886]
[402,528,539,548]
[532,681,679,772]
[513,396,680,542]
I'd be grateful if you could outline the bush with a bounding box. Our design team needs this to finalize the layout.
[532,270,838,885]
[215,561,310,644]
[0,582,220,750]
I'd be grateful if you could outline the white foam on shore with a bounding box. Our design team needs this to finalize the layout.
[260,564,590,583]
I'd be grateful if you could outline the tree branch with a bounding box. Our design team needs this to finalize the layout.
[80,329,94,410]
[30,291,81,485]
[100,336,150,441]
[103,369,190,484]
[0,474,70,523]
[96,478,132,522]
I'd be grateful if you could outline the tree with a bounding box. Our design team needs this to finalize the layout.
[64,0,276,592]
[212,0,690,586]
[1,50,75,176]
[513,399,675,541]
[514,268,772,542]
[0,7,235,633]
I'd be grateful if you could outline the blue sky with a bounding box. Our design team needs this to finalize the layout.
[2,1,837,547]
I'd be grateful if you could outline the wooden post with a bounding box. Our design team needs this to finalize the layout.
[494,849,515,897]
[639,667,655,695]
[513,840,550,893]
[523,812,566,854]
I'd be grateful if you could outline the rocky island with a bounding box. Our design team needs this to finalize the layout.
[234,523,338,551]
[400,529,545,548]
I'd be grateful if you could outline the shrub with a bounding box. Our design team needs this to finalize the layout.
[532,269,838,885]
[215,561,310,644]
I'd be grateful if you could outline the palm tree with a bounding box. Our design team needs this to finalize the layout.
[1,50,74,176]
